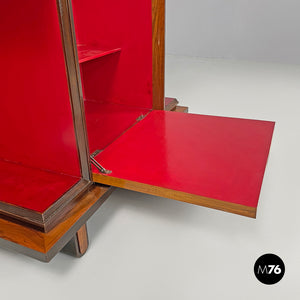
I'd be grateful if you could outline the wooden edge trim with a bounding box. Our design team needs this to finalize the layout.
[0,203,43,227]
[0,185,113,262]
[152,0,165,110]
[44,185,113,256]
[0,179,91,233]
[93,173,257,219]
[56,0,91,180]
[42,179,92,232]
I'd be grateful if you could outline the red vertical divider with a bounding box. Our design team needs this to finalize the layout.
[0,0,80,177]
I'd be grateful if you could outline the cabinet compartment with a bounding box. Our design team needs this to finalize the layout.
[71,0,154,151]
[72,0,153,108]
[70,0,274,218]
[0,0,91,231]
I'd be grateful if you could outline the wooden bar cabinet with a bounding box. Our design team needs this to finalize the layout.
[0,0,275,261]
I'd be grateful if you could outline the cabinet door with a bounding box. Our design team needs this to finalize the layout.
[92,110,274,218]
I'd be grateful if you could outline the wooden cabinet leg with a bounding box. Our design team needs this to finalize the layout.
[172,106,189,113]
[61,224,89,257]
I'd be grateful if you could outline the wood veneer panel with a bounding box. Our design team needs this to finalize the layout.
[92,111,275,217]
[57,0,92,181]
[152,0,166,110]
[0,185,113,261]
[92,175,256,218]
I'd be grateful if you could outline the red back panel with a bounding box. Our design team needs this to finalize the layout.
[84,101,150,153]
[0,0,80,176]
[72,0,153,109]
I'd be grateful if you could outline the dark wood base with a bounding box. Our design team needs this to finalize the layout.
[0,184,113,262]
[0,176,91,233]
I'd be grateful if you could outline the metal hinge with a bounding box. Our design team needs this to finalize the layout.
[136,114,146,122]
[90,150,112,174]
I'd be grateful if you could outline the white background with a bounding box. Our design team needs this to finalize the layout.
[166,0,300,64]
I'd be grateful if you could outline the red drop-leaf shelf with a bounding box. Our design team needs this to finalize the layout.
[77,44,121,64]
[92,110,275,218]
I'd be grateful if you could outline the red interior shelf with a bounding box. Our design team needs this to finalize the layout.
[77,44,121,64]
[0,159,80,213]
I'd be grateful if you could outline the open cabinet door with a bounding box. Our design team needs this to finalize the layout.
[92,111,274,218]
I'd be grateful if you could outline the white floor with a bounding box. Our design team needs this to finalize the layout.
[1,55,300,300]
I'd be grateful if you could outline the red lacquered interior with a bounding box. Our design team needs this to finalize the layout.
[71,0,153,152]
[85,101,150,153]
[0,160,79,213]
[94,111,275,208]
[77,44,121,64]
[72,0,153,108]
[0,0,80,176]
[0,1,81,211]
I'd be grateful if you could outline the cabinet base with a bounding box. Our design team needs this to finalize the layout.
[0,185,113,262]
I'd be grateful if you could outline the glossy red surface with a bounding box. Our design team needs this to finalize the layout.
[77,44,121,64]
[0,159,79,213]
[0,1,80,177]
[84,101,150,153]
[94,111,275,208]
[72,0,153,108]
